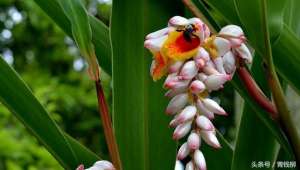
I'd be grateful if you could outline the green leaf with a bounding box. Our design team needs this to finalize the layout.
[201,0,241,25]
[234,0,286,55]
[57,0,99,78]
[110,1,181,169]
[231,75,293,156]
[33,0,112,74]
[0,57,99,169]
[272,25,300,94]
[284,0,300,37]
[231,56,280,170]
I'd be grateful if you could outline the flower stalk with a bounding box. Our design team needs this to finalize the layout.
[95,80,122,170]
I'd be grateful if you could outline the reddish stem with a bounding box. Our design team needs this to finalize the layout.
[95,80,122,170]
[237,66,278,119]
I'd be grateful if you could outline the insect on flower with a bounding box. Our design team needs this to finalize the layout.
[145,16,252,170]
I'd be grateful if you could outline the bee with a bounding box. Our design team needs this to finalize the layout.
[176,24,197,42]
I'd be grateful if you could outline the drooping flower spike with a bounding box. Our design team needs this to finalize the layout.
[145,16,253,170]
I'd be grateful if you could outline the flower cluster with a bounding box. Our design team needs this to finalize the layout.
[144,16,252,170]
[76,160,115,170]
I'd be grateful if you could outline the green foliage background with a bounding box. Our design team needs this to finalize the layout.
[0,0,111,169]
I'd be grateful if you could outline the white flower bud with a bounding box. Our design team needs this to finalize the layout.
[164,74,190,89]
[187,132,201,150]
[204,74,231,91]
[179,60,198,80]
[203,66,220,75]
[168,16,189,27]
[177,142,190,160]
[190,80,205,94]
[165,93,189,115]
[85,160,115,170]
[197,73,208,81]
[146,27,170,39]
[174,160,184,170]
[194,150,207,170]
[164,87,187,98]
[200,130,221,149]
[196,115,214,130]
[214,37,231,58]
[173,121,192,140]
[196,99,214,119]
[223,51,236,74]
[144,35,167,52]
[202,98,227,115]
[168,61,184,73]
[176,105,197,124]
[185,161,194,170]
[235,43,252,63]
[213,57,226,74]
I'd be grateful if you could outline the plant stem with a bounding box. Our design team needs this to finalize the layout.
[181,0,216,33]
[95,80,122,170]
[261,0,300,164]
[237,66,278,119]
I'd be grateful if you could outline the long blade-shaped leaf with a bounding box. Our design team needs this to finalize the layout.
[57,0,99,79]
[110,1,180,169]
[0,57,99,169]
[284,0,300,37]
[33,0,112,74]
[232,56,280,170]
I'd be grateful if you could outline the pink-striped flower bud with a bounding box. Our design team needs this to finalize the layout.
[204,74,231,91]
[177,142,190,160]
[146,27,170,40]
[144,35,168,52]
[190,80,205,94]
[202,98,227,115]
[185,161,194,170]
[85,160,115,170]
[213,57,226,74]
[194,56,206,68]
[173,121,192,140]
[203,66,220,75]
[174,160,184,170]
[214,37,231,58]
[200,130,221,149]
[168,16,189,27]
[165,93,189,115]
[164,87,187,98]
[194,150,207,170]
[196,47,210,61]
[169,116,179,128]
[168,61,184,73]
[179,60,198,80]
[196,115,214,131]
[187,132,201,150]
[197,73,208,81]
[223,51,236,74]
[196,99,214,119]
[176,105,197,123]
[163,73,179,88]
[235,43,252,63]
[219,25,245,47]
[164,77,190,90]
